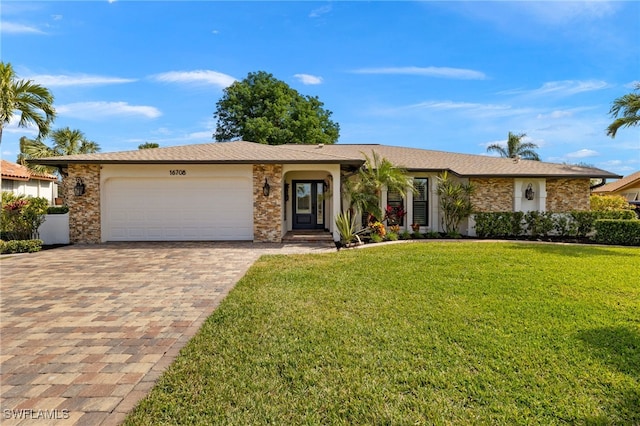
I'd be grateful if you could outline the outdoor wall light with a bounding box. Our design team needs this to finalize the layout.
[74,177,86,196]
[525,183,535,201]
[263,178,271,197]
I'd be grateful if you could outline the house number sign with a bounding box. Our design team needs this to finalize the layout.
[169,169,187,176]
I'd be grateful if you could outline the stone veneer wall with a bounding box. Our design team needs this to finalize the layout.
[253,164,283,242]
[470,178,514,212]
[65,164,101,243]
[546,178,590,212]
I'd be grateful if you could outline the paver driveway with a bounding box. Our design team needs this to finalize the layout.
[1,241,334,425]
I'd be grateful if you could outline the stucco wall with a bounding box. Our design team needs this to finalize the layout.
[546,178,590,212]
[253,164,283,242]
[66,164,101,244]
[470,178,514,212]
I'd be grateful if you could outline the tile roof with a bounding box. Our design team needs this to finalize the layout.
[282,144,620,178]
[30,140,620,179]
[1,160,57,181]
[32,141,362,166]
[592,170,640,193]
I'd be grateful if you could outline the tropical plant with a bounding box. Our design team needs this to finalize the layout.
[344,151,414,223]
[0,61,56,145]
[214,71,339,145]
[436,171,474,236]
[1,192,48,240]
[18,127,100,173]
[335,210,357,245]
[486,132,540,161]
[606,83,640,138]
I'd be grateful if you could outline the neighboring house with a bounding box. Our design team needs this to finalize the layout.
[592,170,640,212]
[32,141,620,244]
[1,159,58,204]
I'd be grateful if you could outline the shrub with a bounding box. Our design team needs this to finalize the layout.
[552,213,578,237]
[400,230,412,240]
[590,194,633,211]
[593,219,640,246]
[0,239,43,254]
[370,233,383,243]
[474,212,524,238]
[1,192,49,240]
[47,205,69,214]
[386,232,399,241]
[425,231,441,239]
[411,231,424,239]
[524,211,554,237]
[571,210,637,237]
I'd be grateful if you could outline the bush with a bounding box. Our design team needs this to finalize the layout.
[47,205,69,214]
[524,211,554,237]
[1,192,49,240]
[590,194,633,211]
[571,210,637,237]
[400,230,412,240]
[474,212,524,238]
[0,239,43,254]
[593,220,640,246]
[386,232,399,241]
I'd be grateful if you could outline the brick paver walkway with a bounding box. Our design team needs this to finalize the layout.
[0,241,334,425]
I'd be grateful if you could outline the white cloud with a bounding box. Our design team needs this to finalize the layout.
[51,15,63,21]
[1,21,45,34]
[309,5,332,18]
[294,74,323,85]
[152,70,236,88]
[2,116,38,135]
[57,102,161,120]
[536,110,574,119]
[624,80,640,89]
[28,74,136,87]
[502,80,608,96]
[352,66,486,80]
[566,149,599,159]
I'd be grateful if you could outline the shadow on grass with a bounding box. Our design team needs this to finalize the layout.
[508,242,638,257]
[577,326,640,423]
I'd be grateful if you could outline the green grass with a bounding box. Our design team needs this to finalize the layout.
[125,242,640,425]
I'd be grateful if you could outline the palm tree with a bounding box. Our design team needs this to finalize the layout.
[0,61,56,145]
[606,83,640,138]
[486,132,540,161]
[344,151,414,223]
[18,127,100,173]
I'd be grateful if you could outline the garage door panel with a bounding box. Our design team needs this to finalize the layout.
[105,177,253,241]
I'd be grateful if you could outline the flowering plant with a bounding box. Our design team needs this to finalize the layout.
[384,204,406,225]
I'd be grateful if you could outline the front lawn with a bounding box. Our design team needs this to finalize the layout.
[126,242,639,425]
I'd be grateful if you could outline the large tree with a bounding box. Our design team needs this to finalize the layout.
[0,61,56,145]
[606,83,640,138]
[486,132,540,161]
[213,71,340,145]
[18,127,100,173]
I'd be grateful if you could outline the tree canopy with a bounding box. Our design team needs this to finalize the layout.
[0,61,56,145]
[138,142,160,149]
[607,83,640,138]
[486,132,540,161]
[18,127,100,174]
[213,71,340,145]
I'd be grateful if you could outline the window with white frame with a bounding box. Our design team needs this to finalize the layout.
[412,178,428,226]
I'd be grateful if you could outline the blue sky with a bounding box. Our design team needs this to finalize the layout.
[2,1,639,176]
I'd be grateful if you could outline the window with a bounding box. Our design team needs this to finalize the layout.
[387,189,405,226]
[413,178,428,226]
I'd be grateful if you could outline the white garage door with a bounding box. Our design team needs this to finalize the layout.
[104,177,253,241]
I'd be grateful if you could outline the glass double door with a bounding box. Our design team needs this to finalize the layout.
[293,180,325,229]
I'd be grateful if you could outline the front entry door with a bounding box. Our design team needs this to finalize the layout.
[293,180,325,229]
